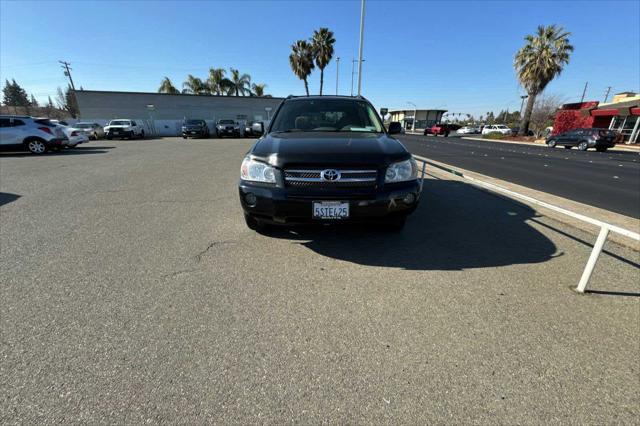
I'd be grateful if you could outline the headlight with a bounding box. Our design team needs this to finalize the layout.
[385,158,418,183]
[240,157,276,183]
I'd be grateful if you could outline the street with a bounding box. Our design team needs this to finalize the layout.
[1,138,638,423]
[398,134,640,219]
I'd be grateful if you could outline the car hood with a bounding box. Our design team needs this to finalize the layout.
[250,132,410,168]
[105,125,130,129]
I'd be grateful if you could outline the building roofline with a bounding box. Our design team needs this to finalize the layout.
[74,89,285,100]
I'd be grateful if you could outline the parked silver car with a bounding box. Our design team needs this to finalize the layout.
[0,115,67,154]
[72,122,105,140]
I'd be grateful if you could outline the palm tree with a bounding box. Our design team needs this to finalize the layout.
[251,83,267,97]
[228,68,251,96]
[289,40,315,96]
[514,25,573,135]
[207,68,232,95]
[158,77,179,94]
[182,75,209,95]
[311,27,335,95]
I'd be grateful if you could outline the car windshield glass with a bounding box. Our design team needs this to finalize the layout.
[270,98,383,133]
[185,120,203,125]
[219,120,235,124]
[110,121,130,126]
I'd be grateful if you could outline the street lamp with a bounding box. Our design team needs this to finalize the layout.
[519,95,529,117]
[407,101,417,132]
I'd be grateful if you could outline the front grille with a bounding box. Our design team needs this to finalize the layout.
[284,168,378,189]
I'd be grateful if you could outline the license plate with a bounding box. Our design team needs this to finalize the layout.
[190,131,197,134]
[313,201,349,219]
[113,131,120,135]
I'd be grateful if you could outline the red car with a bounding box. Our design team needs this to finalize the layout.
[426,123,451,137]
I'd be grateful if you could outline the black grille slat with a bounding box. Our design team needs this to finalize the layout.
[283,167,378,189]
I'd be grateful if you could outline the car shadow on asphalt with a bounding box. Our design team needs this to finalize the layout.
[0,192,21,207]
[261,179,560,271]
[0,146,115,157]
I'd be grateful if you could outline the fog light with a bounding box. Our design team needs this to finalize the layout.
[403,193,416,204]
[245,193,257,206]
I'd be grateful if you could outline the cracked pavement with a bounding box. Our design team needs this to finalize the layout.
[1,138,639,423]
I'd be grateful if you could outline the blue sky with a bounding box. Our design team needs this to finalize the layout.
[1,0,638,116]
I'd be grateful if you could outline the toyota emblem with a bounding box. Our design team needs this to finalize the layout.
[321,169,340,181]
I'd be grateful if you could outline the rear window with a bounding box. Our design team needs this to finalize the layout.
[34,119,56,127]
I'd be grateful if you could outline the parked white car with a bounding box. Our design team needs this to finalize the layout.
[482,125,512,135]
[50,120,90,147]
[0,115,67,154]
[104,119,145,139]
[457,126,480,134]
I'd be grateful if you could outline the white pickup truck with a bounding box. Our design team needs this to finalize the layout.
[104,119,145,140]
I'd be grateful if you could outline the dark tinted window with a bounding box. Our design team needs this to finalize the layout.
[0,118,10,128]
[185,119,204,125]
[12,119,25,127]
[131,121,137,126]
[34,118,55,127]
[270,98,383,133]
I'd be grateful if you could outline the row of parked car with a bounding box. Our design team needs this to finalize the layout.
[180,119,264,139]
[423,123,518,137]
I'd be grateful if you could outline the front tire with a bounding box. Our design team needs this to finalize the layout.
[244,213,265,231]
[547,139,557,148]
[578,141,588,151]
[564,145,571,149]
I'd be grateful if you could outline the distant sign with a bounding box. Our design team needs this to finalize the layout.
[146,104,155,111]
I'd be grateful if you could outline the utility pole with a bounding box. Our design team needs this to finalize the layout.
[603,86,611,103]
[59,60,76,91]
[356,0,366,96]
[580,81,588,103]
[519,95,528,117]
[351,57,355,96]
[350,58,364,96]
[335,57,340,95]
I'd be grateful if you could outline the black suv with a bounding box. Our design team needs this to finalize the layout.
[216,119,240,138]
[546,128,617,152]
[238,96,421,231]
[182,119,209,139]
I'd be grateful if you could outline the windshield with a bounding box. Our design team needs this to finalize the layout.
[270,98,383,133]
[219,120,235,124]
[185,120,204,125]
[109,120,130,126]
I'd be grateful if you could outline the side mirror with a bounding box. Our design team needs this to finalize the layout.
[380,107,388,117]
[387,121,402,135]
[251,121,265,135]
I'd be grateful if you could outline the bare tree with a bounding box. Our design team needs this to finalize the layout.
[529,93,566,137]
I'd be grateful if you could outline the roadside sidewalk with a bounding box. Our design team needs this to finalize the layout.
[414,154,640,251]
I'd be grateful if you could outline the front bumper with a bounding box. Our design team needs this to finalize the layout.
[239,180,421,224]
[107,130,133,138]
[217,128,239,136]
[182,129,207,137]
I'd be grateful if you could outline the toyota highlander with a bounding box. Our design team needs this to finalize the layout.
[238,96,422,231]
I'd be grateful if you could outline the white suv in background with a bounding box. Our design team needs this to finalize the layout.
[104,119,145,140]
[482,124,512,135]
[0,115,67,154]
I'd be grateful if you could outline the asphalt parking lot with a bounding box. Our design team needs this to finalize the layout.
[1,137,639,423]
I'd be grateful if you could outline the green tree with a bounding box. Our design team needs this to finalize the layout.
[2,79,30,107]
[228,68,251,96]
[56,85,79,118]
[182,75,209,95]
[250,83,267,97]
[311,27,335,95]
[514,25,573,135]
[207,68,232,95]
[158,77,179,94]
[289,40,315,96]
